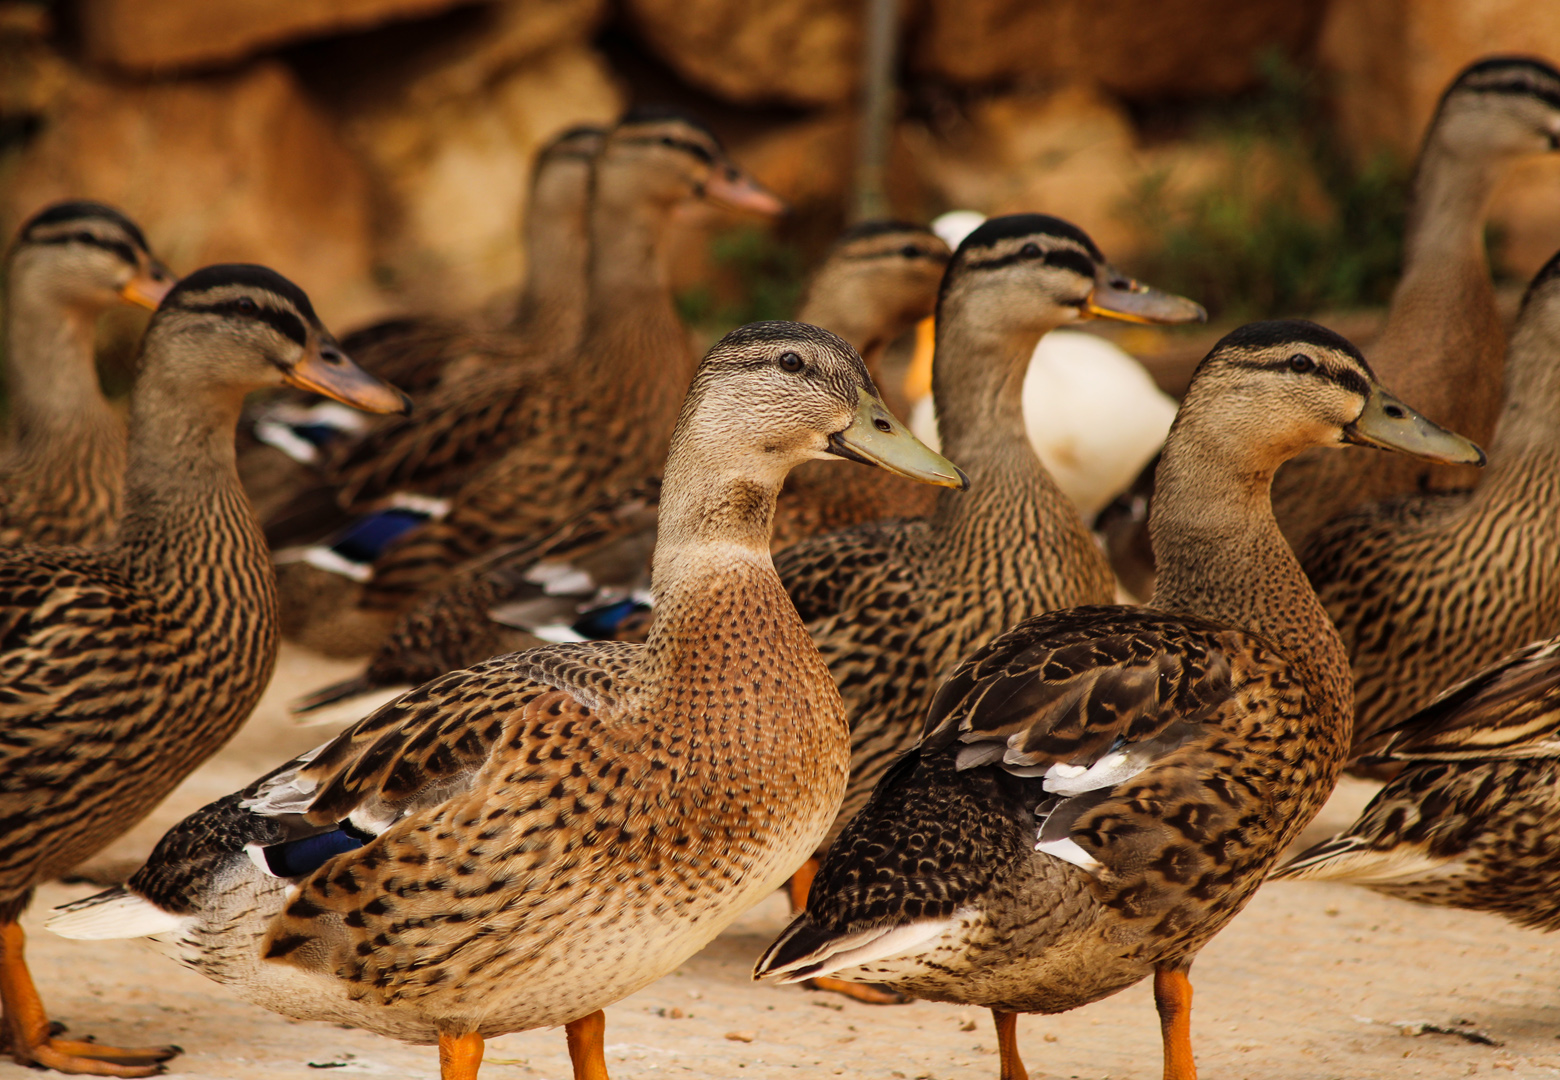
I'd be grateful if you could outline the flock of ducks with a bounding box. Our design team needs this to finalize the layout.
[0,58,1557,1080]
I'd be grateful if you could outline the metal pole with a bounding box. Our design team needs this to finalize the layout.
[852,0,900,223]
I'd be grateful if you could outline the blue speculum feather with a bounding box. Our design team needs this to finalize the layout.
[263,829,366,878]
[572,598,652,639]
[330,508,433,563]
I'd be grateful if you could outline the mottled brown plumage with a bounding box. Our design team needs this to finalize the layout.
[758,319,1484,1080]
[0,264,406,1076]
[1272,56,1560,552]
[0,201,172,548]
[776,215,1202,859]
[1276,636,1560,934]
[1302,246,1560,757]
[49,321,964,1080]
[290,223,952,710]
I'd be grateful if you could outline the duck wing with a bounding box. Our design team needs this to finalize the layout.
[1357,637,1560,762]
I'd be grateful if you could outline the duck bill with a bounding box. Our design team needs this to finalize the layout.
[119,266,175,310]
[1343,384,1486,465]
[1085,270,1206,325]
[826,387,969,490]
[283,341,412,416]
[703,164,788,217]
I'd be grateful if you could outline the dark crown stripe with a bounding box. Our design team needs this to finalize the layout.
[184,299,310,348]
[21,200,151,251]
[964,245,1097,280]
[165,264,319,325]
[1446,55,1560,112]
[617,133,716,165]
[619,104,720,143]
[1209,318,1378,390]
[957,213,1106,262]
[837,219,934,243]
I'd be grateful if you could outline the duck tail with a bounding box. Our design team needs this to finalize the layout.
[47,889,187,940]
[1271,835,1445,885]
[755,914,954,984]
[289,677,411,725]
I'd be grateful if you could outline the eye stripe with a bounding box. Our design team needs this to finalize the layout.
[30,232,140,267]
[187,299,309,347]
[964,244,1097,279]
[1224,356,1373,397]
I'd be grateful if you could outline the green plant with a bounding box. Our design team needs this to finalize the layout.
[1125,52,1412,322]
[676,226,804,339]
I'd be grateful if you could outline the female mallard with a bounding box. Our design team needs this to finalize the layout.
[772,216,1202,1000]
[0,200,174,548]
[1302,245,1560,756]
[267,108,784,652]
[1275,635,1560,934]
[756,320,1484,1080]
[1271,55,1560,551]
[289,220,954,714]
[238,125,605,521]
[48,322,964,1080]
[0,264,406,1076]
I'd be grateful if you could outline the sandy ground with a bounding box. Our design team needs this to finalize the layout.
[11,644,1560,1080]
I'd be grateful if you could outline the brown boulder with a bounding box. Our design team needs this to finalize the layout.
[1320,0,1560,276]
[3,59,385,325]
[910,0,1322,99]
[623,0,862,107]
[76,0,477,74]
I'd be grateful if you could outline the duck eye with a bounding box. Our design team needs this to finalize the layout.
[777,351,804,373]
[1020,242,1041,258]
[236,297,258,314]
[1288,354,1315,374]
[899,244,921,259]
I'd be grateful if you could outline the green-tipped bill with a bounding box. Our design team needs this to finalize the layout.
[1086,269,1207,325]
[828,387,969,490]
[1344,383,1486,466]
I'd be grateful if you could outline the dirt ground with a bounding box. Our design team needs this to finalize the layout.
[11,644,1560,1080]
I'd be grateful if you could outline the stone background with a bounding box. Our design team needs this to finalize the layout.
[2,0,1559,331]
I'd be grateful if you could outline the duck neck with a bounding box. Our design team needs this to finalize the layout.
[641,437,835,729]
[578,179,687,384]
[116,340,270,594]
[1150,415,1346,687]
[1372,127,1506,418]
[511,164,591,349]
[1469,308,1560,507]
[4,267,117,445]
[927,303,1089,582]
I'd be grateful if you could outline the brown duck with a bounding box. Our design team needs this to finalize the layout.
[771,216,1203,1006]
[0,201,173,548]
[48,321,963,1080]
[0,264,407,1076]
[757,319,1484,1080]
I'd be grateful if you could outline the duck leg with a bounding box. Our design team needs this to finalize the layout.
[0,921,179,1077]
[788,860,908,1006]
[437,1030,484,1080]
[991,1010,1029,1080]
[1152,964,1197,1080]
[565,1010,610,1080]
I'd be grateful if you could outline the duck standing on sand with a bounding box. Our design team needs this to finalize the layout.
[50,322,965,1080]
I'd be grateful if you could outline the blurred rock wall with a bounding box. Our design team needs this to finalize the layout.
[3,0,1560,332]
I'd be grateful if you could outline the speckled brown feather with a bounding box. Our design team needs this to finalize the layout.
[1301,249,1560,757]
[1276,637,1560,932]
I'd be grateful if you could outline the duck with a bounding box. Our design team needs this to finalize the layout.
[755,319,1485,1080]
[288,220,953,719]
[909,209,1181,521]
[0,200,174,548]
[1274,635,1560,934]
[267,108,784,653]
[1301,244,1560,757]
[1270,54,1560,552]
[773,215,1203,1004]
[237,125,604,522]
[0,264,407,1077]
[47,321,966,1080]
